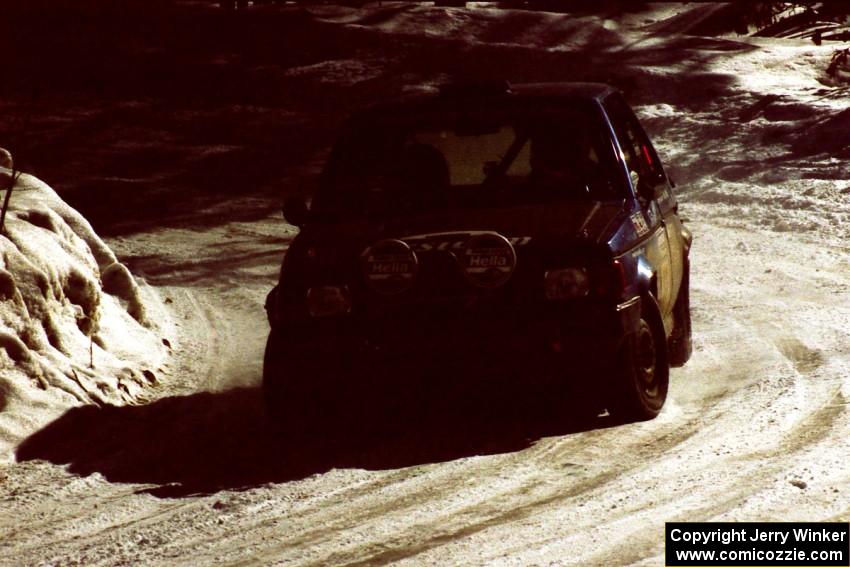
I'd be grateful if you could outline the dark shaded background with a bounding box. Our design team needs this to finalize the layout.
[0,0,729,235]
[0,1,841,236]
[0,2,355,234]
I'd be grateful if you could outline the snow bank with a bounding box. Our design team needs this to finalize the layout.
[311,3,622,51]
[0,168,171,461]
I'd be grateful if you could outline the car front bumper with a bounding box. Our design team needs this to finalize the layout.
[269,294,642,386]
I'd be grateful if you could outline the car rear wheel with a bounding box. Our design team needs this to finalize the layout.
[608,296,669,421]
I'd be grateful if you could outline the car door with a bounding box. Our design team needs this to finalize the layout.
[603,93,677,321]
[613,98,686,303]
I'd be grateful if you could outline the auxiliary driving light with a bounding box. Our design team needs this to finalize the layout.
[361,239,419,295]
[306,285,352,317]
[460,232,517,289]
[544,267,590,300]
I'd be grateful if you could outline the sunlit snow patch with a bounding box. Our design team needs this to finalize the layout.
[0,168,171,461]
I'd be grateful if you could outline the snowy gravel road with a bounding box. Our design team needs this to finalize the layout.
[3,217,850,567]
[3,4,850,566]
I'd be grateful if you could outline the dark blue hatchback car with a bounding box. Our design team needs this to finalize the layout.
[265,81,692,432]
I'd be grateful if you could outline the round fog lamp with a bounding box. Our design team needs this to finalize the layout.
[460,232,517,289]
[361,239,419,295]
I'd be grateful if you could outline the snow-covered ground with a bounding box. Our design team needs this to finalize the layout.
[2,3,850,566]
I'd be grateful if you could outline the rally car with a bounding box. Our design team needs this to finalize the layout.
[264,81,692,433]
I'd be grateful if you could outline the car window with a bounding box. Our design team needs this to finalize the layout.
[604,94,664,182]
[415,126,530,185]
[315,107,627,217]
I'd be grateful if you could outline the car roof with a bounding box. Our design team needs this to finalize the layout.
[510,82,617,100]
[355,82,619,118]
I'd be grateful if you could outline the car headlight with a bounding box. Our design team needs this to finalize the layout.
[306,285,352,317]
[544,267,589,300]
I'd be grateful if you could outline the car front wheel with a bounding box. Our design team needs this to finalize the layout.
[608,296,669,422]
[263,331,329,438]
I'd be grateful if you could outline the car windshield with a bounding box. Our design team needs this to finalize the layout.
[313,107,625,218]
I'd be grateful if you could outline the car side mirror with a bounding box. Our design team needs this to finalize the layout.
[633,169,665,202]
[630,170,651,200]
[0,148,13,170]
[282,196,309,227]
[637,179,655,202]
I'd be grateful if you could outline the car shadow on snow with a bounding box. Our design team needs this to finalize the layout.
[15,383,618,499]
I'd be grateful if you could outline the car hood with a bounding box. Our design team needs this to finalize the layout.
[306,200,626,249]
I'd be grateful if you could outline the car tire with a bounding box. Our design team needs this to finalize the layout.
[608,295,669,422]
[263,331,327,439]
[668,260,693,368]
